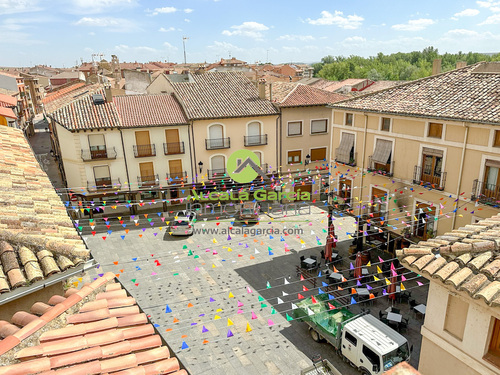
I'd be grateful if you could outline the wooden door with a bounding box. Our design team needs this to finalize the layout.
[165,129,181,154]
[371,188,387,219]
[484,166,500,200]
[169,159,183,180]
[139,162,154,182]
[421,154,442,185]
[294,184,312,201]
[135,131,151,156]
[415,202,436,239]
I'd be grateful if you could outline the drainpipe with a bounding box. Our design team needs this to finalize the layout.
[276,112,280,177]
[356,113,368,251]
[451,122,469,230]
[190,120,197,184]
[118,128,131,193]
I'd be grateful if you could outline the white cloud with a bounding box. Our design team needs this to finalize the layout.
[392,18,435,31]
[184,8,193,13]
[159,27,177,32]
[163,42,178,51]
[343,36,366,43]
[445,29,480,37]
[184,18,190,23]
[282,46,301,53]
[222,21,269,39]
[454,8,480,17]
[207,41,244,53]
[74,17,138,32]
[277,34,315,41]
[0,0,41,15]
[306,10,364,29]
[150,7,194,16]
[480,13,500,24]
[477,1,500,12]
[70,0,136,14]
[114,44,157,53]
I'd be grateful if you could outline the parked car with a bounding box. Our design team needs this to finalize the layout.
[175,210,196,221]
[238,202,260,222]
[169,216,194,236]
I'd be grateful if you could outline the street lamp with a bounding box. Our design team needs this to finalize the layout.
[198,161,203,174]
[305,154,311,166]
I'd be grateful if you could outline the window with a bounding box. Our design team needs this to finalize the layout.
[345,113,353,126]
[311,119,327,134]
[443,294,468,340]
[428,122,443,138]
[381,117,391,132]
[339,178,352,200]
[88,134,106,159]
[310,147,326,161]
[336,133,355,165]
[362,345,380,369]
[371,139,393,174]
[288,121,302,136]
[494,130,500,147]
[483,162,500,200]
[485,318,500,368]
[287,150,301,164]
[420,148,444,186]
[371,188,387,219]
[93,165,111,186]
[344,331,357,346]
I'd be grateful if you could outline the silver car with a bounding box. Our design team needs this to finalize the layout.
[169,217,194,236]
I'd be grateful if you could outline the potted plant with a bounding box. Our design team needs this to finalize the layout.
[401,226,412,239]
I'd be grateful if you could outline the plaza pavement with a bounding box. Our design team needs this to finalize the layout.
[78,204,427,374]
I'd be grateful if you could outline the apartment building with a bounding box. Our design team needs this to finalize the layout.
[47,87,190,216]
[397,214,500,375]
[329,62,500,250]
[267,82,348,200]
[162,72,279,182]
[0,71,33,135]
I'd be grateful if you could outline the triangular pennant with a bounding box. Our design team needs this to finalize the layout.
[246,323,252,332]
[227,329,233,337]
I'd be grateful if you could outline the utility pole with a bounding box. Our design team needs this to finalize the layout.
[182,36,189,64]
[266,49,269,64]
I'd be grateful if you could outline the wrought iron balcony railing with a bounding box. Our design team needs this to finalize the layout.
[81,147,117,161]
[166,171,187,183]
[367,156,394,177]
[207,168,226,179]
[87,178,121,192]
[133,144,156,158]
[205,138,230,150]
[137,174,159,187]
[244,134,268,146]
[413,165,446,191]
[163,142,185,155]
[472,179,500,205]
[334,150,357,167]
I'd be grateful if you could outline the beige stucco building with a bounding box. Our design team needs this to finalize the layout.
[329,62,500,251]
[397,214,500,375]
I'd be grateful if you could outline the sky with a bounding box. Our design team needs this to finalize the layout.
[1,0,500,67]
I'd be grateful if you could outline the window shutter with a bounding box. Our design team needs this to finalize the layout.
[371,139,392,164]
[336,133,355,164]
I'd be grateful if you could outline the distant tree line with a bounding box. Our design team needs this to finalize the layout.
[312,46,500,81]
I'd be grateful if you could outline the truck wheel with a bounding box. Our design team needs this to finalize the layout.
[360,369,370,375]
[309,328,321,342]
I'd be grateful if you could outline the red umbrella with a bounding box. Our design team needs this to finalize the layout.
[354,253,362,279]
[387,269,397,301]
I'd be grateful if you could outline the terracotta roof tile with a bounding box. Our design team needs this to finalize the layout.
[398,214,500,307]
[0,127,89,299]
[279,84,348,107]
[171,72,278,119]
[331,62,500,125]
[0,273,184,374]
[114,95,188,127]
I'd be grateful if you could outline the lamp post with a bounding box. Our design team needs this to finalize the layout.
[305,154,311,166]
[198,161,203,174]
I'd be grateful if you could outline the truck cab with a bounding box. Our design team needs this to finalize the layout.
[341,314,410,375]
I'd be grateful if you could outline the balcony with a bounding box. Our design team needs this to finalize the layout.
[244,134,268,146]
[163,142,185,155]
[166,171,187,184]
[472,179,500,205]
[87,178,121,192]
[137,174,159,188]
[413,165,446,191]
[334,150,357,167]
[81,147,117,161]
[260,163,269,174]
[205,138,230,150]
[208,168,226,179]
[367,156,394,177]
[133,144,156,158]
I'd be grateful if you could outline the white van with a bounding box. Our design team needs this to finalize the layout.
[341,314,410,375]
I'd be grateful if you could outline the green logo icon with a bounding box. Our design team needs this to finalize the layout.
[227,150,266,183]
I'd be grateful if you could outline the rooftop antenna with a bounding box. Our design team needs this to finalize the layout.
[182,36,189,64]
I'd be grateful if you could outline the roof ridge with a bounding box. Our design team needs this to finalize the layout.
[0,272,115,356]
[330,61,483,106]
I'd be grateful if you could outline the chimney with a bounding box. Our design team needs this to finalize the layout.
[258,78,266,100]
[104,85,113,103]
[432,59,442,75]
[269,82,273,102]
[456,61,467,69]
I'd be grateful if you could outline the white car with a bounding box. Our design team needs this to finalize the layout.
[169,217,194,236]
[175,210,196,221]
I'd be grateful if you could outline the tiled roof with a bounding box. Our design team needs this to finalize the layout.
[279,84,348,107]
[0,127,89,296]
[43,82,99,114]
[0,93,17,107]
[0,106,16,119]
[397,213,500,307]
[265,82,297,103]
[0,272,187,375]
[114,94,188,127]
[49,89,121,131]
[331,62,500,125]
[171,72,278,119]
[50,71,83,80]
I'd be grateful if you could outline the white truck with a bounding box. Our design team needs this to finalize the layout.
[293,295,411,374]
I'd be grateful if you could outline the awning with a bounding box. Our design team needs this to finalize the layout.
[372,139,392,164]
[422,147,443,157]
[336,133,354,164]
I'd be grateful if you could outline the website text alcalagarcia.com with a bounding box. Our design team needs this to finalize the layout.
[191,227,304,236]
